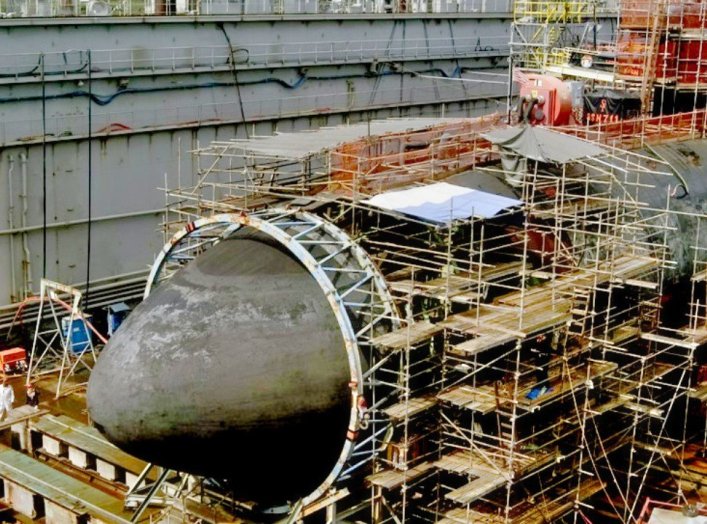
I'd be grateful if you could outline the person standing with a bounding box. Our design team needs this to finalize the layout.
[26,384,39,410]
[0,379,14,420]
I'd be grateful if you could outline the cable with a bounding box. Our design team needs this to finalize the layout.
[218,23,249,139]
[0,66,485,108]
[85,50,92,308]
[41,53,47,279]
[399,20,406,107]
[368,19,398,107]
[447,19,469,100]
[0,50,87,79]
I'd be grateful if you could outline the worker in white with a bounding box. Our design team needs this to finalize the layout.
[0,378,14,421]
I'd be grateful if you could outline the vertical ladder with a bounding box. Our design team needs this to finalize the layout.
[567,287,591,339]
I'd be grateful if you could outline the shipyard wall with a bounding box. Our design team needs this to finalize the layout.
[0,14,514,311]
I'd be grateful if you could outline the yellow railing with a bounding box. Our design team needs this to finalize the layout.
[546,47,572,67]
[513,0,594,23]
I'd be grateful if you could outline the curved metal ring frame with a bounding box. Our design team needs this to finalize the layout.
[146,208,400,506]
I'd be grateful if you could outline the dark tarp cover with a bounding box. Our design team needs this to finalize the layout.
[482,125,606,164]
[584,89,641,122]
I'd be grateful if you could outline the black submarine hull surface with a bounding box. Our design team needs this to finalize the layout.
[87,229,352,504]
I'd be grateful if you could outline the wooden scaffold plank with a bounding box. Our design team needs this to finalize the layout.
[365,461,435,490]
[445,471,506,505]
[384,396,437,421]
[370,320,443,351]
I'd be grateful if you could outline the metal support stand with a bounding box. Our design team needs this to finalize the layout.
[27,279,104,398]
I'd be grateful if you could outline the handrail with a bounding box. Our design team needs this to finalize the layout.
[0,0,513,17]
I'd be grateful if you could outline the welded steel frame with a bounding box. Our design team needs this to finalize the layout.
[27,279,100,399]
[146,208,400,508]
[155,115,707,521]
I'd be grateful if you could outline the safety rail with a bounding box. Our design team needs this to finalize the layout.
[513,0,595,23]
[0,0,512,17]
[0,37,510,79]
[551,109,707,149]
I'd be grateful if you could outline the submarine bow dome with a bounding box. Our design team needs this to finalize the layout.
[87,211,398,505]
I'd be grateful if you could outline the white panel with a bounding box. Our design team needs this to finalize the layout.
[6,481,36,518]
[96,459,117,481]
[68,448,89,470]
[364,182,522,224]
[45,500,79,524]
[42,436,63,457]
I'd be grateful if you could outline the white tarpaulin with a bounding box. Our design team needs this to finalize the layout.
[363,182,522,225]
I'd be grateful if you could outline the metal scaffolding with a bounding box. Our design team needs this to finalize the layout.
[156,114,707,523]
[509,0,600,72]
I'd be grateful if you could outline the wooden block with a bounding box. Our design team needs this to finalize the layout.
[5,481,37,518]
[125,471,140,491]
[45,499,82,524]
[96,459,118,482]
[43,436,63,457]
[68,447,89,470]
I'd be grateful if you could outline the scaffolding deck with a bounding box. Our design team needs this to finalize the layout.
[0,444,131,523]
[383,396,437,421]
[370,321,442,351]
[389,275,482,304]
[443,270,580,343]
[516,361,618,411]
[437,384,498,414]
[436,447,555,481]
[445,471,506,504]
[31,414,148,476]
[366,461,435,490]
[438,508,505,524]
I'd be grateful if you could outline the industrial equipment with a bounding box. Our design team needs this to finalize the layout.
[0,347,26,376]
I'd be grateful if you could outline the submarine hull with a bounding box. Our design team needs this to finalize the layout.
[87,229,352,503]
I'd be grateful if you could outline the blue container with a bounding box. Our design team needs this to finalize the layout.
[61,315,93,354]
[107,302,131,336]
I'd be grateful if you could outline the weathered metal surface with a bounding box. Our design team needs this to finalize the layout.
[87,230,352,503]
[0,15,517,308]
[595,139,707,279]
[645,139,707,278]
